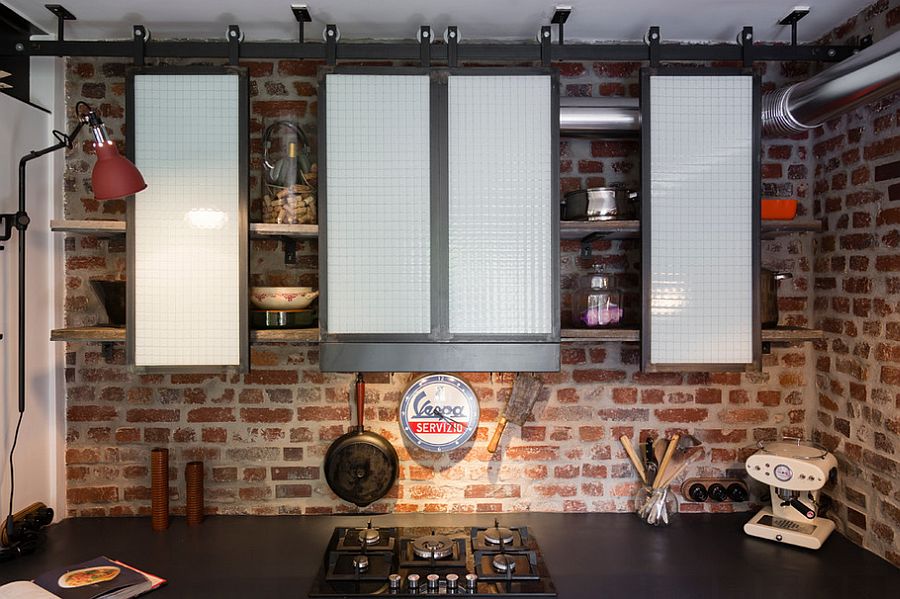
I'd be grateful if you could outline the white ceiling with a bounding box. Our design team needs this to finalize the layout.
[7,0,873,43]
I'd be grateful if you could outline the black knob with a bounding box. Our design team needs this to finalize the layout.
[727,483,748,502]
[708,483,728,502]
[688,483,708,502]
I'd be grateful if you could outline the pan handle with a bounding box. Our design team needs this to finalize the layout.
[355,373,365,432]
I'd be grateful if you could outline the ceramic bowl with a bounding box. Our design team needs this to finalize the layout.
[250,287,319,310]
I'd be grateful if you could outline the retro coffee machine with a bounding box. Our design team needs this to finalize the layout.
[744,439,838,550]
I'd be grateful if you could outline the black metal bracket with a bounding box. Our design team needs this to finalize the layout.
[762,341,772,355]
[419,26,431,67]
[860,34,873,49]
[292,5,312,44]
[283,238,297,265]
[741,26,754,68]
[551,6,571,46]
[227,25,241,65]
[45,4,75,42]
[647,26,660,67]
[540,26,551,66]
[325,24,338,65]
[447,26,459,67]
[778,7,809,47]
[132,25,146,66]
[101,342,116,362]
[580,232,607,258]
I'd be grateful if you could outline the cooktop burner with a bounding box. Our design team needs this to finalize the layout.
[309,521,556,597]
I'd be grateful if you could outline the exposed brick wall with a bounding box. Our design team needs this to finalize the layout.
[62,47,818,517]
[808,0,900,568]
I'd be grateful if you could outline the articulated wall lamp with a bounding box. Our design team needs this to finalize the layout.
[0,101,146,557]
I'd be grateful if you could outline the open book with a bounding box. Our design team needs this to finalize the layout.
[0,557,165,599]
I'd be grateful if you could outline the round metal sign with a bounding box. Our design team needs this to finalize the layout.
[399,374,480,452]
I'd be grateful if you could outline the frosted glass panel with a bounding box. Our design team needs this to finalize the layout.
[325,74,431,334]
[447,76,553,335]
[132,73,243,368]
[648,75,754,365]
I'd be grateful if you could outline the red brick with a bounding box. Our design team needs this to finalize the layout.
[67,486,118,504]
[277,60,322,76]
[654,408,708,423]
[592,62,640,78]
[243,369,298,385]
[67,405,118,421]
[572,369,626,383]
[578,426,605,441]
[719,408,768,424]
[240,407,293,423]
[757,391,781,406]
[695,388,722,404]
[555,62,586,77]
[504,446,559,461]
[298,406,350,421]
[187,407,235,423]
[464,484,521,498]
[126,408,179,422]
[612,387,638,404]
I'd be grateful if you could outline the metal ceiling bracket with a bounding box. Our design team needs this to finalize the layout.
[447,26,459,67]
[419,26,432,67]
[551,6,571,46]
[579,232,607,258]
[540,26,552,66]
[45,4,76,42]
[132,25,146,66]
[292,4,312,44]
[227,25,241,65]
[778,6,810,47]
[647,26,660,67]
[101,342,116,362]
[325,24,338,65]
[741,26,754,67]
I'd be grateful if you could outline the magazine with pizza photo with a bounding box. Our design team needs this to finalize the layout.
[0,556,165,599]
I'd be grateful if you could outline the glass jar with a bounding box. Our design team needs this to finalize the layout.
[261,120,317,224]
[634,485,678,526]
[572,268,623,327]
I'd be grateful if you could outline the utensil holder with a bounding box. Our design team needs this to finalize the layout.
[634,485,678,526]
[150,448,169,531]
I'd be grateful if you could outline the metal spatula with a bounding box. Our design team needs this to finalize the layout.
[487,373,544,453]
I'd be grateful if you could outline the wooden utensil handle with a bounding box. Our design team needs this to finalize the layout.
[619,435,648,485]
[653,434,680,488]
[487,417,508,453]
[355,373,365,431]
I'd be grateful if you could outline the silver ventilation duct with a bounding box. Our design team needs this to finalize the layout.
[763,30,900,135]
[560,97,640,135]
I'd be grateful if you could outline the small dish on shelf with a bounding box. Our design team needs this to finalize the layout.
[761,199,797,220]
[250,287,319,310]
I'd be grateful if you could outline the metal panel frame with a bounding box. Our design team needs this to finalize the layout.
[640,67,761,373]
[320,342,560,373]
[319,66,559,372]
[126,65,249,374]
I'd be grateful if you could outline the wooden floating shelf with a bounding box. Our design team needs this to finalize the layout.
[561,326,823,343]
[49,220,320,239]
[50,219,125,235]
[51,326,321,343]
[560,220,822,242]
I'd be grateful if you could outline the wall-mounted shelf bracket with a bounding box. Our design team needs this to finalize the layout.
[540,26,552,66]
[325,24,338,65]
[447,26,459,67]
[778,7,810,47]
[419,26,432,67]
[132,25,146,66]
[647,26,660,67]
[551,6,571,46]
[227,25,241,65]
[282,237,298,265]
[292,5,312,44]
[45,4,75,43]
[741,26,754,68]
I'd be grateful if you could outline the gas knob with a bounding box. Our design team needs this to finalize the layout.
[708,483,728,502]
[465,573,478,590]
[446,573,459,590]
[427,574,440,590]
[388,574,402,591]
[408,574,420,590]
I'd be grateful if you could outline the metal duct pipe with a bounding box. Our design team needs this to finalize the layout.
[560,97,641,135]
[763,30,900,135]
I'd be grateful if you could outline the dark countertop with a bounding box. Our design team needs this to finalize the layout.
[0,513,896,598]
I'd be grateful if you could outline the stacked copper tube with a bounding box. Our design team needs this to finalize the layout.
[150,448,169,531]
[185,461,204,526]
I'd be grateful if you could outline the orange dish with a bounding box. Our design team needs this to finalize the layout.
[761,199,797,220]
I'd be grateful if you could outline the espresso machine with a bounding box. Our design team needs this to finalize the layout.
[744,439,838,550]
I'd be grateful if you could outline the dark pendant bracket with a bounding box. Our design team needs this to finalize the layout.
[447,26,459,67]
[325,24,338,65]
[540,25,552,66]
[741,26,754,68]
[419,26,432,67]
[101,342,117,362]
[292,5,312,44]
[762,341,772,355]
[132,25,146,66]
[45,4,76,42]
[778,7,810,47]
[551,6,571,46]
[227,25,241,65]
[283,237,298,265]
[647,26,660,67]
[579,231,606,258]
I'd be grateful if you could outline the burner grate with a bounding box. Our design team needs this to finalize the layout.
[399,535,467,568]
[325,551,394,582]
[335,526,396,552]
[474,550,541,582]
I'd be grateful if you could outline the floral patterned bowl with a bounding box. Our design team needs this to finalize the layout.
[250,287,319,310]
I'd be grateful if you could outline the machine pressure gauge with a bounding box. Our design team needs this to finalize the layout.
[774,464,793,482]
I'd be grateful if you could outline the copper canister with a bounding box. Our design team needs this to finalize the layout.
[150,448,169,531]
[185,461,204,526]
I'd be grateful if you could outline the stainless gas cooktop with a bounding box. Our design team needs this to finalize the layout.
[308,520,557,597]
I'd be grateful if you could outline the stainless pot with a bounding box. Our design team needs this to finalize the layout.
[761,269,792,328]
[562,187,638,221]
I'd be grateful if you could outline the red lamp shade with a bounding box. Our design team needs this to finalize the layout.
[91,141,147,200]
